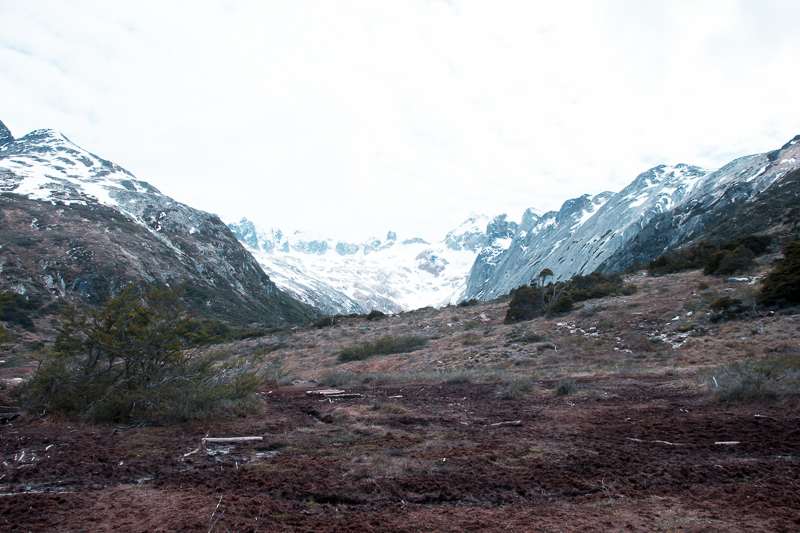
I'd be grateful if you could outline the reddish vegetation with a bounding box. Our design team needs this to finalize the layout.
[2,377,799,532]
[3,259,800,531]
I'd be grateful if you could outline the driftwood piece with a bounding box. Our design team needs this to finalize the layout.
[306,389,345,396]
[202,437,263,444]
[306,389,365,399]
[626,437,682,446]
[490,420,523,427]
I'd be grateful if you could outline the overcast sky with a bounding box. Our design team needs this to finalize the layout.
[2,1,799,242]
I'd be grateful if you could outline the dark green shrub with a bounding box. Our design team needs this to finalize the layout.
[338,335,428,363]
[649,235,772,276]
[183,317,232,342]
[312,316,338,328]
[762,253,799,303]
[758,240,800,306]
[365,310,386,321]
[709,296,743,310]
[14,284,262,425]
[0,291,38,332]
[504,271,636,323]
[0,292,12,347]
[549,295,574,314]
[711,245,756,275]
[457,299,480,308]
[504,286,545,323]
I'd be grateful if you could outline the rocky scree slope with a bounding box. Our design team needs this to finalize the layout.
[228,214,516,315]
[0,120,313,326]
[464,136,800,301]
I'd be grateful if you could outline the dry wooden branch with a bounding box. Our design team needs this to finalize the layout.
[202,437,263,444]
[490,420,523,427]
[306,389,345,396]
[307,389,364,399]
[626,437,684,446]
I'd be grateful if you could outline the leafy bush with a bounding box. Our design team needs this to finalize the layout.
[337,335,428,363]
[758,240,800,306]
[504,286,543,323]
[14,284,263,425]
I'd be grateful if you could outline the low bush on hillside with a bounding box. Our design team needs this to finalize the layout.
[758,239,800,307]
[14,284,263,425]
[366,310,386,321]
[505,271,637,323]
[312,316,339,328]
[648,235,772,276]
[0,290,39,332]
[555,378,578,396]
[495,376,536,400]
[337,335,428,363]
[707,354,800,400]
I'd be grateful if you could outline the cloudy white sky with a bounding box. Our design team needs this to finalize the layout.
[1,1,799,242]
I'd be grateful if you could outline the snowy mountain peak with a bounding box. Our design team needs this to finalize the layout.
[0,121,313,325]
[228,215,503,314]
[444,213,489,252]
[624,164,708,196]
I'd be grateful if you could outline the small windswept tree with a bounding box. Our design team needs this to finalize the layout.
[533,268,570,312]
[16,284,262,425]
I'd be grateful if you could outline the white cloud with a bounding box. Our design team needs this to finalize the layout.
[1,0,799,241]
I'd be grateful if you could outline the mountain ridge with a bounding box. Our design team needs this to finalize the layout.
[0,120,314,327]
[462,138,800,301]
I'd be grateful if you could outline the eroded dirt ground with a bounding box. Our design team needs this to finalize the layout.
[2,377,799,532]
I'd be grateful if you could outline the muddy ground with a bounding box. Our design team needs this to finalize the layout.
[2,376,799,532]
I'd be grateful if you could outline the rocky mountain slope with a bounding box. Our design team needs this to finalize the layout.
[228,214,517,315]
[0,120,313,327]
[464,136,800,300]
[227,136,800,314]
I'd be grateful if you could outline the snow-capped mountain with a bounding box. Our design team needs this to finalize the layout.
[464,137,800,301]
[228,214,512,315]
[0,120,313,325]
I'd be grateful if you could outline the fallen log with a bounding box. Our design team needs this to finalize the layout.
[202,437,263,444]
[309,389,343,395]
